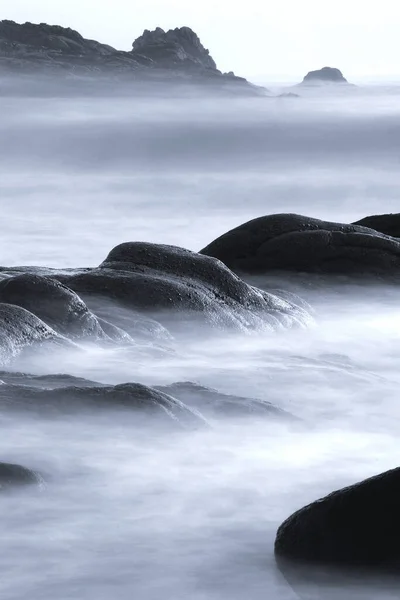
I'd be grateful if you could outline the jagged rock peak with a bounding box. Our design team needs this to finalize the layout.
[132,26,217,70]
[302,66,348,84]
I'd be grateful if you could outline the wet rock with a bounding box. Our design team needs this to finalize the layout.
[200,213,400,279]
[0,462,43,491]
[0,381,207,428]
[0,303,71,366]
[353,213,400,238]
[0,274,131,343]
[156,381,297,420]
[300,67,348,84]
[275,467,400,571]
[56,242,311,331]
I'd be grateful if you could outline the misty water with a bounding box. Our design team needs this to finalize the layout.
[1,80,400,599]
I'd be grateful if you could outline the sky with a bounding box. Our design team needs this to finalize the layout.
[2,0,400,81]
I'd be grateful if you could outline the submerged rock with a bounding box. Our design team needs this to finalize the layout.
[0,274,131,343]
[55,241,311,331]
[200,213,400,279]
[353,213,400,238]
[300,67,348,85]
[0,462,43,491]
[156,381,297,420]
[0,303,71,366]
[0,381,207,428]
[275,467,400,571]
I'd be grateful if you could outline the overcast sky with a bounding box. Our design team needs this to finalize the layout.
[2,0,400,80]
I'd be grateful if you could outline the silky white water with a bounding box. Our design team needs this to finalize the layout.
[1,80,400,599]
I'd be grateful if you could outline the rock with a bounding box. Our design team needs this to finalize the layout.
[353,213,400,238]
[131,26,217,71]
[54,242,311,332]
[275,467,400,573]
[0,303,72,366]
[0,274,131,343]
[0,20,263,94]
[200,213,400,279]
[156,381,297,420]
[0,462,43,491]
[0,381,208,428]
[300,67,348,84]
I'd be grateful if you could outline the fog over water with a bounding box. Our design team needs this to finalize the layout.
[1,79,400,599]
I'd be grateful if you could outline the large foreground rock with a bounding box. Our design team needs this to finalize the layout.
[200,213,400,279]
[54,242,311,331]
[275,467,400,571]
[353,213,400,238]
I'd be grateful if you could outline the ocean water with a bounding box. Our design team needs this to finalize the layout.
[1,79,400,599]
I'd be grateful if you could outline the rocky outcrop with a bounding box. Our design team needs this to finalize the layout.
[0,462,43,491]
[0,20,261,94]
[54,242,312,332]
[131,26,217,70]
[300,67,348,85]
[275,467,400,572]
[0,242,312,337]
[353,213,400,238]
[200,213,400,279]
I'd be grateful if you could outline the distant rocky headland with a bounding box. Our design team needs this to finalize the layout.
[0,20,264,95]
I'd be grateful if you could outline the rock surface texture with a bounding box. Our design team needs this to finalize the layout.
[353,213,400,238]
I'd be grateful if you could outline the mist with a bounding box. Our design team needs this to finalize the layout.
[1,76,400,599]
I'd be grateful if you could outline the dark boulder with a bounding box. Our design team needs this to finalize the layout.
[353,213,400,238]
[0,303,71,366]
[56,242,311,331]
[301,67,348,84]
[0,381,207,428]
[275,467,400,572]
[0,274,129,342]
[0,462,43,491]
[200,213,400,279]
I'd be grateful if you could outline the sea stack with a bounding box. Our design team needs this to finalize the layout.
[301,66,348,84]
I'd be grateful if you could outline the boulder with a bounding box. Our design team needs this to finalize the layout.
[0,303,71,366]
[353,213,400,238]
[0,274,130,342]
[0,462,43,491]
[55,241,311,331]
[275,467,400,571]
[300,67,348,84]
[0,381,208,428]
[200,213,400,279]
